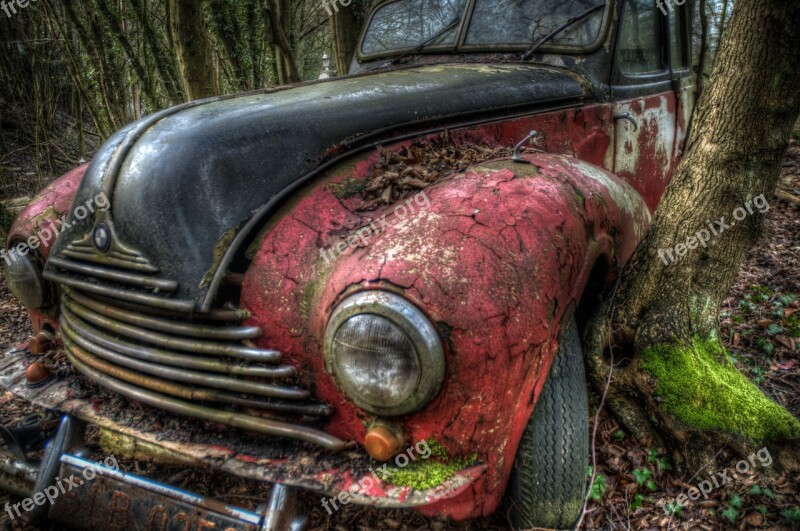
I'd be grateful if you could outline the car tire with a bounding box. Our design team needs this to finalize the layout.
[506,317,589,530]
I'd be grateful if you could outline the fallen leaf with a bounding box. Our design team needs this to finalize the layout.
[745,512,764,527]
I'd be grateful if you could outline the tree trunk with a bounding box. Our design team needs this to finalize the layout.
[266,0,301,85]
[585,0,800,473]
[168,0,220,100]
[696,0,709,100]
[329,6,360,75]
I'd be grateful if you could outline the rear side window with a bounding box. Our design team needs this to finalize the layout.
[616,0,663,74]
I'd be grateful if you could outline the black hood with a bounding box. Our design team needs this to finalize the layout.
[50,64,584,311]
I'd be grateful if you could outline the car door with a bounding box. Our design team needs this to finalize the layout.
[611,0,679,212]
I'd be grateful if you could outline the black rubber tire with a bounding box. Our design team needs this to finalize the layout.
[506,318,589,530]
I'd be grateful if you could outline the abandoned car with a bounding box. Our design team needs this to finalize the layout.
[1,0,694,528]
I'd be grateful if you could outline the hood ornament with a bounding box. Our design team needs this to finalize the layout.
[93,223,111,253]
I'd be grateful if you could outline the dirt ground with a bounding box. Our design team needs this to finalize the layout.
[0,141,798,530]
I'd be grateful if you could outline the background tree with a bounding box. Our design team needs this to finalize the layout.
[168,0,220,100]
[1,0,339,202]
[586,0,800,472]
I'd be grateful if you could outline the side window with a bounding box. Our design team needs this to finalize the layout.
[616,0,664,75]
[668,9,686,70]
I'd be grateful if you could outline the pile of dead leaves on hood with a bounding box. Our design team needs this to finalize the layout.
[358,131,533,211]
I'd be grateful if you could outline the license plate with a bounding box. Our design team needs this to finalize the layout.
[49,455,262,531]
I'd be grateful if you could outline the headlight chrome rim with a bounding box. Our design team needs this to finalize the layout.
[4,247,48,309]
[324,291,445,416]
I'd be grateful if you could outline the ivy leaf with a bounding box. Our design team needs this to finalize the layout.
[748,485,762,495]
[630,493,645,511]
[721,507,739,524]
[781,507,800,523]
[632,468,653,485]
[645,479,658,492]
[767,323,786,336]
[729,494,743,508]
[589,474,607,501]
[665,501,683,517]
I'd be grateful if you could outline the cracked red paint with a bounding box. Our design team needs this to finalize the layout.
[7,164,87,333]
[241,109,650,517]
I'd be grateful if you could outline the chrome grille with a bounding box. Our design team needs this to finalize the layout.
[49,284,344,449]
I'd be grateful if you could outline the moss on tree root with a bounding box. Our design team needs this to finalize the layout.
[641,338,800,443]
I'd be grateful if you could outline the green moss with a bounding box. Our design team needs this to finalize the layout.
[641,338,800,443]
[326,177,366,199]
[375,440,476,490]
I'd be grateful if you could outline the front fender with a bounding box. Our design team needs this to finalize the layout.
[7,164,87,331]
[241,153,650,519]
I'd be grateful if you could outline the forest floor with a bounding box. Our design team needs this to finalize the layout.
[0,140,798,530]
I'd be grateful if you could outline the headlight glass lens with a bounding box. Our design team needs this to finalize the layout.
[332,314,420,407]
[325,291,445,416]
[4,248,46,309]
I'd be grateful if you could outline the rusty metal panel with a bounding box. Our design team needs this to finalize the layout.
[50,455,262,531]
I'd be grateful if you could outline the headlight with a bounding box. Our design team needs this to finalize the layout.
[4,247,48,309]
[324,291,445,416]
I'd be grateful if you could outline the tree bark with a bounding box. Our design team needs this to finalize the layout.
[168,0,220,100]
[329,5,360,75]
[265,0,301,85]
[696,0,709,100]
[585,0,800,473]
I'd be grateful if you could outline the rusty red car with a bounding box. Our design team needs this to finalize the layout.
[1,0,694,529]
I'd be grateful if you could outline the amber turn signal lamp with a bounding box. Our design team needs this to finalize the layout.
[25,363,50,386]
[364,425,403,461]
[28,332,53,355]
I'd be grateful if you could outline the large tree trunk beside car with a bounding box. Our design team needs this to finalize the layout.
[585,0,800,473]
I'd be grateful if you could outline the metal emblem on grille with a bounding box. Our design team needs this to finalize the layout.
[93,223,111,253]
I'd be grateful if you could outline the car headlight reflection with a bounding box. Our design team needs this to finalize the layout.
[325,291,444,416]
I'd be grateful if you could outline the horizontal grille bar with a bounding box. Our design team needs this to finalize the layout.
[65,288,259,340]
[59,305,289,378]
[65,348,345,450]
[60,249,159,273]
[44,270,196,312]
[48,257,177,292]
[62,297,278,361]
[86,293,248,322]
[61,319,307,400]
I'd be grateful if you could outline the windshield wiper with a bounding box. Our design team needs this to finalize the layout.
[522,3,606,61]
[364,13,463,72]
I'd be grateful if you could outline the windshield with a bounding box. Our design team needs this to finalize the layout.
[361,0,468,55]
[361,0,606,57]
